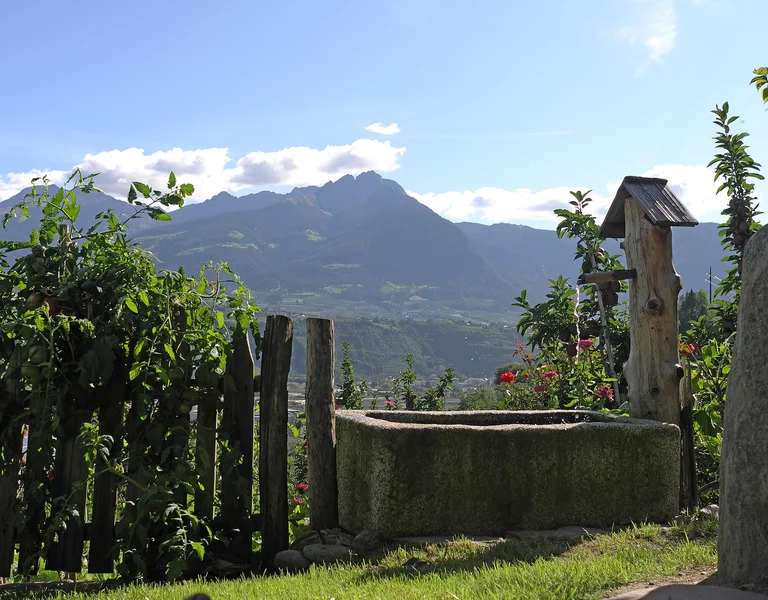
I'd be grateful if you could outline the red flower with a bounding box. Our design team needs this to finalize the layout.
[293,497,304,505]
[335,404,341,410]
[679,342,696,356]
[499,372,515,383]
[384,399,394,407]
[296,483,309,494]
[534,384,548,393]
[524,372,530,378]
[578,339,594,350]
[542,370,558,381]
[595,385,614,400]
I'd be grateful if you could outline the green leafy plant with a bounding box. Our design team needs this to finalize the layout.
[751,66,768,104]
[0,171,260,580]
[708,102,763,334]
[337,341,366,409]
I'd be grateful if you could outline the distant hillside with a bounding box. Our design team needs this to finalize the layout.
[254,316,520,382]
[0,172,730,322]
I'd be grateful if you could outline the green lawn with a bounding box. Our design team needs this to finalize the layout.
[4,522,717,600]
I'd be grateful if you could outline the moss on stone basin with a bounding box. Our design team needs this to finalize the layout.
[336,410,680,537]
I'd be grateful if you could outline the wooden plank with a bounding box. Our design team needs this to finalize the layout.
[0,346,23,577]
[220,327,256,561]
[577,269,637,285]
[305,318,339,531]
[259,315,293,564]
[88,359,127,573]
[194,387,218,520]
[622,196,682,426]
[46,407,92,573]
[18,386,50,576]
[679,364,698,510]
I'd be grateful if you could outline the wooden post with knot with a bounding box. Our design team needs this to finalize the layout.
[598,176,699,507]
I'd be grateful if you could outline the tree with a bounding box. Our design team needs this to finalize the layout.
[678,289,710,334]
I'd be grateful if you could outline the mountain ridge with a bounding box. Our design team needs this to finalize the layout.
[0,172,728,322]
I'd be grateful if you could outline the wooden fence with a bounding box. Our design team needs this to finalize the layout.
[0,315,338,578]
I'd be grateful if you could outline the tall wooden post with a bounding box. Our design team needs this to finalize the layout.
[259,315,293,565]
[305,318,339,531]
[622,196,682,427]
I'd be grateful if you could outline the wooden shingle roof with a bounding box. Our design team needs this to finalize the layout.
[598,176,698,238]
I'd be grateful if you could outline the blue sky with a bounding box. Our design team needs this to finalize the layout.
[1,0,766,228]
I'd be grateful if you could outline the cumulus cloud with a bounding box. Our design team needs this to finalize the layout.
[409,164,731,228]
[365,122,401,135]
[0,169,68,201]
[617,0,677,62]
[0,140,407,202]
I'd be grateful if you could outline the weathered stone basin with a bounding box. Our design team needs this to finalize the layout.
[336,410,680,537]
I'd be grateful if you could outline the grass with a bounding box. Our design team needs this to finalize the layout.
[3,522,718,600]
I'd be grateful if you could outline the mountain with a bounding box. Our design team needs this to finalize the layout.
[0,172,731,322]
[0,185,154,242]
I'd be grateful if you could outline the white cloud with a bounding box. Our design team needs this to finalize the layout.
[409,164,731,228]
[365,122,401,135]
[0,169,68,201]
[0,139,407,202]
[617,0,677,62]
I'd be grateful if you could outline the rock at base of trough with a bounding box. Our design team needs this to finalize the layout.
[303,543,354,564]
[290,530,322,551]
[273,549,310,572]
[320,528,355,547]
[700,504,719,520]
[352,529,385,553]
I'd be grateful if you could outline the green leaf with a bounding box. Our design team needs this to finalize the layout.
[179,183,195,196]
[216,311,225,329]
[150,210,172,222]
[133,181,152,198]
[168,171,177,189]
[125,298,139,313]
[129,364,142,381]
[164,343,176,361]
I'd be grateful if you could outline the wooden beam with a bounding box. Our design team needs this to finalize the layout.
[305,318,339,532]
[259,315,293,565]
[577,269,637,285]
[221,326,256,562]
[0,347,23,578]
[88,358,127,574]
[622,196,682,426]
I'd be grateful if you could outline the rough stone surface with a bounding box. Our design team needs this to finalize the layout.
[320,528,355,547]
[336,410,680,537]
[352,529,384,553]
[273,549,310,572]
[303,543,354,564]
[290,530,322,551]
[700,505,719,520]
[609,584,768,599]
[719,225,768,589]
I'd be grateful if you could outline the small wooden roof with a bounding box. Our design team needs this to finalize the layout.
[598,176,698,238]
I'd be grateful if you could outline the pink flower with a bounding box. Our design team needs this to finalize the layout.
[542,371,558,381]
[384,400,394,407]
[578,339,594,349]
[595,385,614,400]
[293,497,304,505]
[335,404,341,410]
[296,483,309,494]
[534,384,548,393]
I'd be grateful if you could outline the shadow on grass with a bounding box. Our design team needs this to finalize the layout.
[351,535,577,582]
